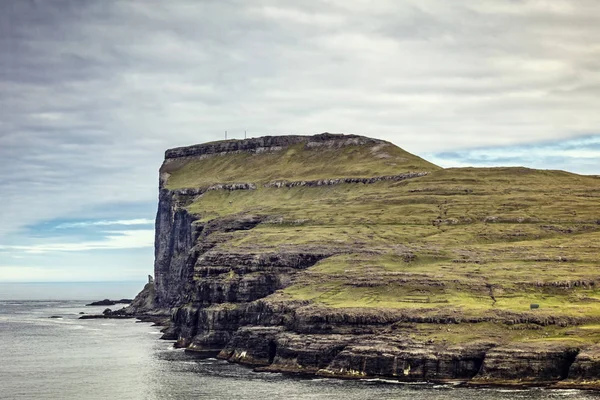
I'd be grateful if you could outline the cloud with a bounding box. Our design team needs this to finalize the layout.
[55,218,154,229]
[0,230,154,254]
[1,0,599,280]
[427,135,600,174]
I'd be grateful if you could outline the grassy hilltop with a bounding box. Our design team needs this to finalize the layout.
[164,135,600,347]
[164,138,439,189]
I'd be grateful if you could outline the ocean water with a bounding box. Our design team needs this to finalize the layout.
[0,282,145,301]
[1,301,599,400]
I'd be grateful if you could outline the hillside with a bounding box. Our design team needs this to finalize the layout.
[130,133,600,387]
[161,134,439,189]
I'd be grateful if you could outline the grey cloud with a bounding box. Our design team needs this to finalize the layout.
[426,135,600,175]
[1,0,600,240]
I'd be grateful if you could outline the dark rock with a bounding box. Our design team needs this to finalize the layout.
[86,299,132,306]
[321,338,491,381]
[568,345,600,380]
[86,299,115,306]
[123,282,158,315]
[264,172,428,189]
[477,343,580,381]
[79,314,134,320]
[79,307,135,320]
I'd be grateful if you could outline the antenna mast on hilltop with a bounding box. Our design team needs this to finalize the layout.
[225,130,227,140]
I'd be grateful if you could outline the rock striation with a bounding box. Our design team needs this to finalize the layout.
[127,133,600,388]
[263,172,429,188]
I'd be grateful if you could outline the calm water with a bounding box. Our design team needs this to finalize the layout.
[0,282,145,300]
[1,301,599,400]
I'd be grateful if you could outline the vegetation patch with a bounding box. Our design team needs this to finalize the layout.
[175,138,600,348]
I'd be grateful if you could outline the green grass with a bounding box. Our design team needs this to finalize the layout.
[164,141,440,189]
[173,138,600,344]
[399,321,600,346]
[186,166,600,321]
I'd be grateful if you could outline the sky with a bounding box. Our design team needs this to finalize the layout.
[1,0,599,283]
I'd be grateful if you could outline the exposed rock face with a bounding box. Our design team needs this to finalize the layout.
[150,137,338,348]
[126,282,157,314]
[131,133,600,387]
[154,133,388,310]
[319,338,491,380]
[164,133,383,160]
[477,343,579,382]
[263,172,429,188]
[568,345,600,380]
[153,189,201,309]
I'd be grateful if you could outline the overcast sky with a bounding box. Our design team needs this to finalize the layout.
[1,0,599,284]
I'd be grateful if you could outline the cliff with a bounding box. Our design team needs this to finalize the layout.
[130,132,600,388]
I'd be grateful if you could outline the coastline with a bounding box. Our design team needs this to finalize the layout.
[71,305,600,392]
[138,314,600,391]
[182,338,600,390]
[114,134,600,393]
[9,299,598,400]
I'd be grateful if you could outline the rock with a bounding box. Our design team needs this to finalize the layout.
[263,173,428,189]
[124,282,157,315]
[163,133,383,161]
[476,342,579,381]
[320,338,491,381]
[86,299,115,306]
[49,316,62,319]
[567,345,600,380]
[86,298,133,306]
[79,314,134,320]
[79,307,134,320]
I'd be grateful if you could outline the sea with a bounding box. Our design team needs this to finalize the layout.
[1,283,599,400]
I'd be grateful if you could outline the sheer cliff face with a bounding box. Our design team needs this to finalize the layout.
[153,133,432,310]
[153,189,199,308]
[153,134,375,309]
[144,133,600,386]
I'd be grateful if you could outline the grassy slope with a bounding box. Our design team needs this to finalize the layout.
[165,141,439,189]
[171,140,600,345]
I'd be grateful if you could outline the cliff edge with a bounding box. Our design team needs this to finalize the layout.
[130,132,600,388]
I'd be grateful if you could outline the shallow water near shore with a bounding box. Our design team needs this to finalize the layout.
[1,300,599,400]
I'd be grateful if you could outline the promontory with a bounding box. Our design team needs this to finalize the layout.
[126,133,600,388]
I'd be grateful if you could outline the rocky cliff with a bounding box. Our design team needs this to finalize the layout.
[130,133,600,388]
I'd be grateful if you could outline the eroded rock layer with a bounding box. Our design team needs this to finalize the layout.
[128,133,600,388]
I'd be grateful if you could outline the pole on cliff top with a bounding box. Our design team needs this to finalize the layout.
[225,130,227,140]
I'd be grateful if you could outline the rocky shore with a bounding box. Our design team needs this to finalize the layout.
[123,133,600,389]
